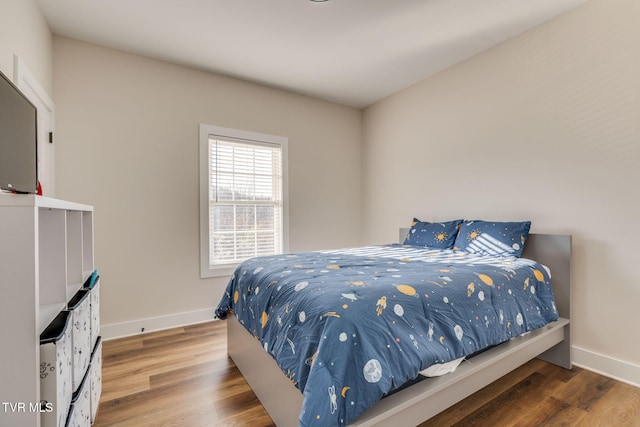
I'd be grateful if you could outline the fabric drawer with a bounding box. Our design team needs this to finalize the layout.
[40,310,73,427]
[89,337,102,424]
[67,289,91,393]
[83,277,100,349]
[65,366,91,427]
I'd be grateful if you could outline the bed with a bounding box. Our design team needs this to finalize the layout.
[216,229,571,427]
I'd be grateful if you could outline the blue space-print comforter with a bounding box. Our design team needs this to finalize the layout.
[215,245,559,427]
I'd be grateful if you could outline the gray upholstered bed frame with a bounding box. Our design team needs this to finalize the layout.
[226,232,572,426]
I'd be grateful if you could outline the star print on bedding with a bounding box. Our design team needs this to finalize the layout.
[215,245,558,427]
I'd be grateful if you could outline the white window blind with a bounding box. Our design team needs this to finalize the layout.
[209,137,283,265]
[200,124,288,277]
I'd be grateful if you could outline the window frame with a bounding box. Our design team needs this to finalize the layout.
[199,124,289,278]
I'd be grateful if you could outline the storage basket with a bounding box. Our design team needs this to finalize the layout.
[89,337,102,424]
[67,289,91,392]
[83,274,100,348]
[40,310,73,427]
[65,366,90,427]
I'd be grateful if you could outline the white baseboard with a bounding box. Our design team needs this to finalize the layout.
[101,308,216,340]
[573,346,640,388]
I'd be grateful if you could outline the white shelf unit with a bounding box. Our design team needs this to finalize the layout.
[0,194,94,427]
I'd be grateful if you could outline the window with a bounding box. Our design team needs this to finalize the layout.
[200,124,288,277]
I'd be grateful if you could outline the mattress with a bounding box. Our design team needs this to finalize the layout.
[215,244,559,426]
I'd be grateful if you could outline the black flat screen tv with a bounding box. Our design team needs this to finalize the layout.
[0,70,38,194]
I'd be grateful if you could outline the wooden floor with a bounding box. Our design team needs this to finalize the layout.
[94,321,640,427]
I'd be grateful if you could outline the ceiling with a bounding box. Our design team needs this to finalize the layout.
[37,0,587,108]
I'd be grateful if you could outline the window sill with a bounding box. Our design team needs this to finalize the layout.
[201,264,237,279]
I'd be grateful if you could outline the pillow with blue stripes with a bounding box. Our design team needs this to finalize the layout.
[453,220,531,257]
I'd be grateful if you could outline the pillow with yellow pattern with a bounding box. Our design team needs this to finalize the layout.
[403,218,462,249]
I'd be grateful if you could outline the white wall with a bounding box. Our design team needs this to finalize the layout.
[363,0,640,381]
[0,0,52,94]
[53,37,363,334]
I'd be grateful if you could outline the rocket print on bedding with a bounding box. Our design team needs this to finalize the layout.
[215,244,559,427]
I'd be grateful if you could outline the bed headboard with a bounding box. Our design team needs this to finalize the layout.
[398,229,571,320]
